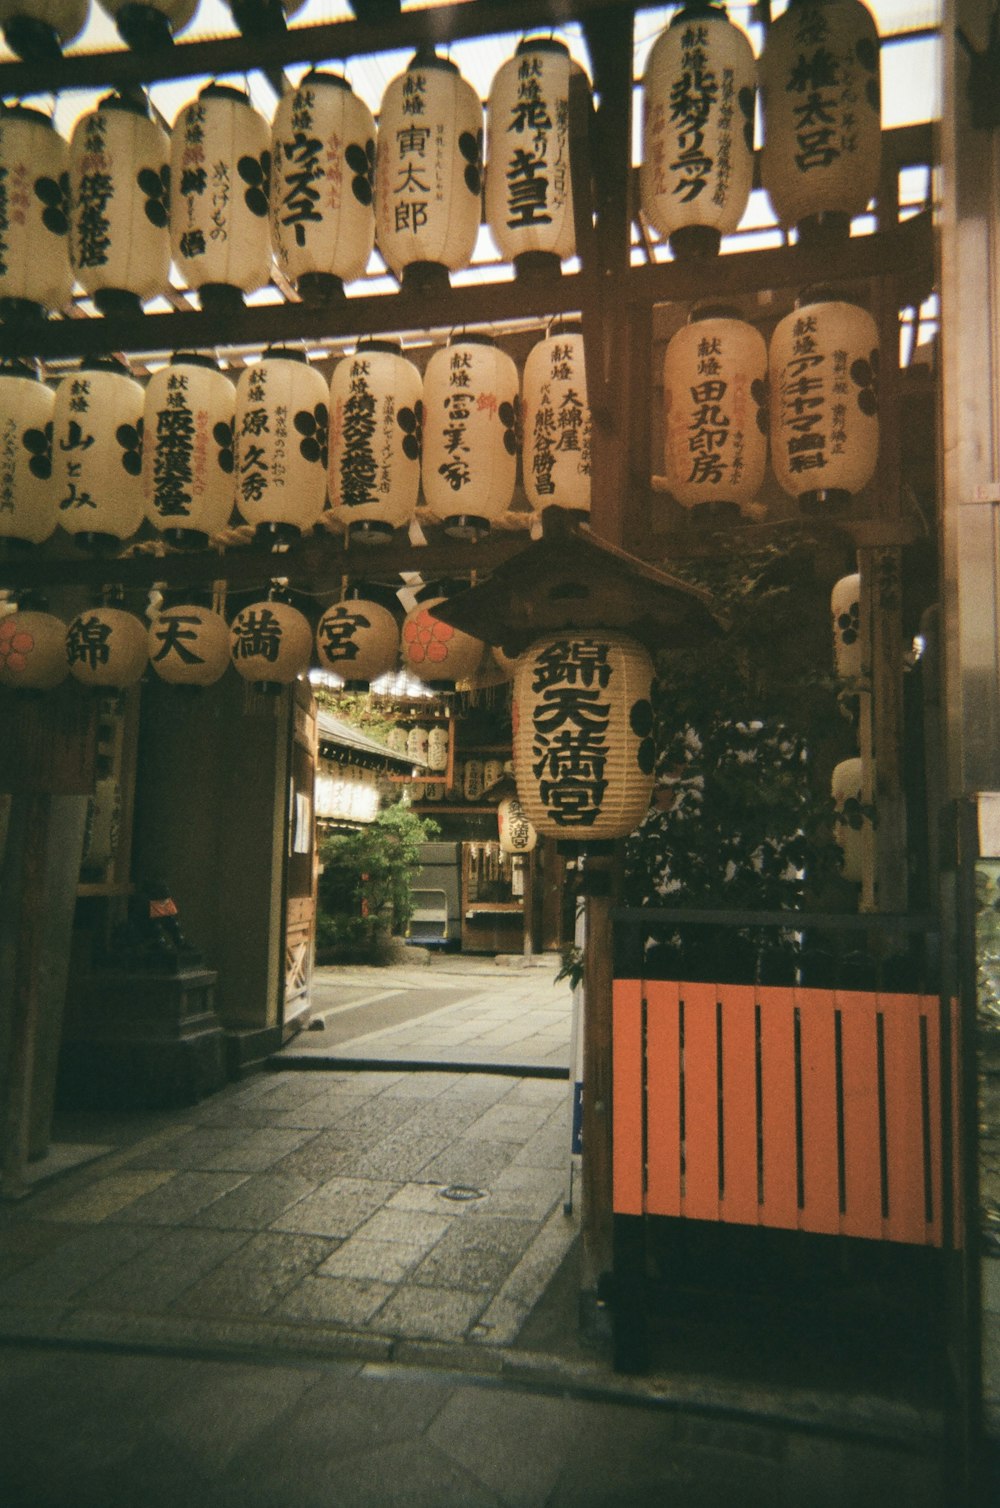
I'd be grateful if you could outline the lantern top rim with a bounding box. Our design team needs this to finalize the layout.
[96,88,151,119]
[198,81,251,106]
[545,318,582,337]
[794,284,871,312]
[298,68,351,92]
[79,353,132,377]
[515,35,570,56]
[669,0,731,24]
[406,48,459,76]
[259,346,309,365]
[446,331,498,350]
[687,301,744,324]
[354,337,404,357]
[0,356,42,381]
[170,350,220,370]
[0,101,54,127]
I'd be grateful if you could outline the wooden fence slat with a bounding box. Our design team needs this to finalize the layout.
[838,990,884,1240]
[949,996,961,1246]
[680,982,721,1222]
[881,994,931,1244]
[719,984,758,1226]
[797,988,842,1236]
[645,980,682,1217]
[611,979,644,1215]
[758,987,799,1231]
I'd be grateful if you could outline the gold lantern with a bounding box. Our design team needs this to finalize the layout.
[234,349,329,545]
[831,570,862,679]
[401,597,484,688]
[759,0,881,241]
[522,320,590,519]
[831,754,867,884]
[0,0,88,59]
[640,0,757,258]
[53,356,145,551]
[148,602,231,687]
[498,793,538,855]
[230,594,312,686]
[144,353,236,548]
[769,291,879,513]
[422,334,519,539]
[0,105,73,322]
[96,0,198,49]
[315,597,399,688]
[328,339,422,544]
[0,361,58,547]
[0,608,69,690]
[66,605,148,689]
[662,304,768,518]
[376,49,483,293]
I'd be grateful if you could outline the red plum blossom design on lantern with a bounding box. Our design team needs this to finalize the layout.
[404,608,456,665]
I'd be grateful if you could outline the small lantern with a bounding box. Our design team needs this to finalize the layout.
[759,0,881,241]
[53,355,145,551]
[831,754,868,884]
[68,90,171,316]
[376,50,483,292]
[144,352,236,548]
[0,608,69,690]
[148,603,231,687]
[401,597,485,688]
[0,0,88,59]
[485,37,581,277]
[662,304,768,518]
[498,793,537,854]
[522,321,590,519]
[271,70,375,304]
[328,339,422,544]
[96,0,198,50]
[831,571,862,679]
[512,631,656,841]
[769,291,879,513]
[230,594,312,686]
[640,0,757,258]
[0,361,58,547]
[0,105,73,322]
[66,604,148,689]
[422,334,519,539]
[171,83,272,312]
[428,722,449,771]
[234,349,329,545]
[315,598,399,687]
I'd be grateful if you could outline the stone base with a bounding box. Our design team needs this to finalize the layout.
[225,1024,282,1080]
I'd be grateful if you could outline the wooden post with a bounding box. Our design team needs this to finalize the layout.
[579,845,620,1315]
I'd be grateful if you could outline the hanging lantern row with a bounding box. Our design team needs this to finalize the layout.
[0,1,306,60]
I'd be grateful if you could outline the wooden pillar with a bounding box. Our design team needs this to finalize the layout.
[579,845,621,1307]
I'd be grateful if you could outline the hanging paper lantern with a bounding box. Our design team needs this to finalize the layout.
[68,90,171,316]
[171,83,272,311]
[0,361,58,547]
[376,50,483,291]
[53,356,145,550]
[66,605,148,688]
[148,603,231,687]
[769,292,879,513]
[0,608,69,690]
[230,596,313,686]
[0,105,73,322]
[315,598,399,687]
[401,597,485,688]
[427,722,449,771]
[512,631,656,841]
[522,321,591,518]
[640,1,757,258]
[498,793,538,855]
[144,353,236,548]
[831,571,862,678]
[831,755,868,884]
[270,70,375,303]
[485,37,581,276]
[328,339,423,544]
[0,0,88,59]
[422,334,519,539]
[96,0,198,50]
[759,0,881,240]
[234,350,329,544]
[662,305,768,518]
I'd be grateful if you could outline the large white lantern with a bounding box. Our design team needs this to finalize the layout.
[662,304,768,518]
[234,350,329,544]
[831,754,868,884]
[0,105,73,321]
[522,321,590,518]
[0,608,69,690]
[485,37,579,276]
[498,793,537,855]
[148,602,231,687]
[270,70,376,303]
[53,356,145,550]
[376,50,483,291]
[315,598,399,687]
[230,595,313,686]
[831,571,862,678]
[759,0,881,240]
[401,597,484,688]
[68,90,171,316]
[769,292,879,513]
[171,83,272,311]
[97,0,198,49]
[0,0,88,58]
[422,334,519,538]
[66,605,148,688]
[641,0,757,258]
[328,338,422,544]
[512,631,656,840]
[0,362,58,547]
[143,353,236,548]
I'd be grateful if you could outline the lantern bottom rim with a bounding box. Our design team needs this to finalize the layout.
[668,225,721,261]
[298,272,345,305]
[686,499,743,524]
[93,288,144,318]
[441,514,490,542]
[198,283,246,315]
[798,488,853,516]
[0,535,43,554]
[254,521,302,549]
[160,527,210,551]
[2,16,62,61]
[346,519,395,546]
[795,211,852,247]
[513,251,562,281]
[229,0,290,35]
[70,531,125,556]
[401,262,451,296]
[114,3,177,51]
[0,296,48,326]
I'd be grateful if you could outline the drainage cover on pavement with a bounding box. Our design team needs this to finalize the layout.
[439,1185,487,1202]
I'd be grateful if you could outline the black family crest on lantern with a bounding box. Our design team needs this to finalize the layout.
[234,348,329,546]
[329,339,424,544]
[0,104,73,322]
[53,354,146,553]
[143,353,237,549]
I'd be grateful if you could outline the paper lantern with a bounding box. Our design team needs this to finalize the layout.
[376,50,483,291]
[769,292,879,513]
[53,356,145,550]
[0,362,58,547]
[485,37,580,275]
[427,722,449,771]
[522,321,591,517]
[0,609,69,690]
[401,597,484,688]
[97,0,198,49]
[144,353,236,547]
[234,350,329,544]
[0,106,73,321]
[831,571,862,678]
[498,794,537,854]
[831,755,868,884]
[759,0,881,240]
[315,598,399,687]
[68,91,171,316]
[640,1,757,258]
[512,631,656,840]
[148,603,231,687]
[422,334,519,538]
[662,305,768,517]
[0,0,88,58]
[171,83,272,311]
[66,605,148,688]
[230,596,312,685]
[328,339,422,544]
[270,70,375,303]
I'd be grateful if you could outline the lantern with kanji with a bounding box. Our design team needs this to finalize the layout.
[401,597,484,688]
[498,793,537,854]
[148,602,231,687]
[171,83,272,312]
[376,50,483,292]
[234,349,329,544]
[66,604,148,688]
[96,0,198,49]
[522,321,590,518]
[315,597,399,688]
[759,0,881,241]
[640,1,756,259]
[144,353,236,548]
[0,0,88,59]
[53,355,145,550]
[831,754,869,884]
[422,334,519,539]
[662,304,768,518]
[328,339,423,544]
[230,594,312,686]
[0,607,69,690]
[831,570,862,678]
[68,90,171,316]
[0,361,58,547]
[0,105,73,322]
[270,70,376,303]
[769,291,879,513]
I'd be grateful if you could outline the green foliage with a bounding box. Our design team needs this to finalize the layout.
[318,803,439,961]
[313,687,395,746]
[555,943,585,992]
